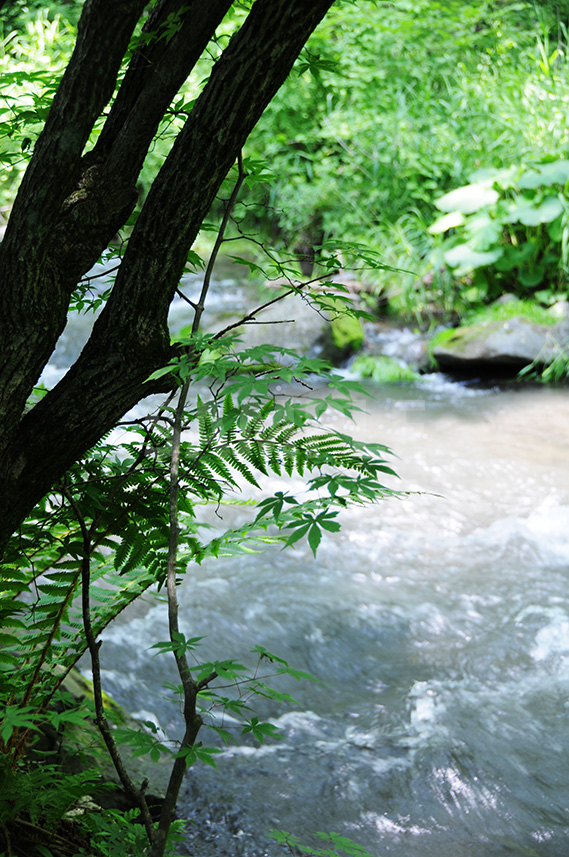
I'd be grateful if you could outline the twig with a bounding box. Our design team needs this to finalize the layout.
[62,489,156,845]
[212,271,334,341]
[79,263,122,283]
[150,148,249,857]
[191,151,248,334]
[175,288,197,309]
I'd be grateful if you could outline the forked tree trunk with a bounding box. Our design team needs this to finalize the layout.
[0,0,336,554]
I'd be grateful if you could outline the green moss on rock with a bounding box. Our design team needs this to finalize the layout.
[330,312,364,354]
[351,354,420,383]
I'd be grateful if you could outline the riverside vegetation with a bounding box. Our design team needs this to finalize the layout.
[1,2,569,856]
[5,0,569,324]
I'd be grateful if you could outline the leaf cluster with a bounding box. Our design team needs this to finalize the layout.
[429,158,569,304]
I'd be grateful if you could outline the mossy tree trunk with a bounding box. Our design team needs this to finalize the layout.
[0,0,336,554]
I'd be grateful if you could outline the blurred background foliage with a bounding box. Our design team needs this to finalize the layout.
[3,0,569,319]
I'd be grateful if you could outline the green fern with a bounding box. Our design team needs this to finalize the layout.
[0,339,400,769]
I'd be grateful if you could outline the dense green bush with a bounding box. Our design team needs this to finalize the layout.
[429,158,569,305]
[3,0,569,320]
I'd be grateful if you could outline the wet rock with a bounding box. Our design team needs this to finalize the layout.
[432,317,569,373]
[363,323,432,372]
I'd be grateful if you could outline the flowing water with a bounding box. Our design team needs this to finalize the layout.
[55,267,569,855]
[95,378,569,857]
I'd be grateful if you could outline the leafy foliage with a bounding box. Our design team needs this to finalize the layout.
[429,159,569,305]
[0,325,400,853]
[350,354,421,384]
[239,0,569,316]
[270,828,375,857]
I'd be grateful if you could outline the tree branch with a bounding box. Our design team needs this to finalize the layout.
[192,152,248,334]
[63,488,156,845]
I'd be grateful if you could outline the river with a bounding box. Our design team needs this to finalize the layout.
[56,266,569,856]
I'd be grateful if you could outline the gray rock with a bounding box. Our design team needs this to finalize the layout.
[433,316,569,372]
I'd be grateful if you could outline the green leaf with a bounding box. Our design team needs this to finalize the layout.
[504,196,563,226]
[277,665,321,683]
[518,265,545,287]
[195,746,222,768]
[494,242,535,272]
[518,159,569,188]
[443,244,503,275]
[241,716,283,743]
[435,183,499,214]
[0,705,40,744]
[308,524,322,556]
[464,212,502,250]
[150,634,206,656]
[316,831,375,857]
[428,211,465,234]
[284,522,311,548]
[547,215,564,243]
[205,724,238,745]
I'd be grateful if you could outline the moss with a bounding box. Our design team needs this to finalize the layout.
[428,325,463,362]
[466,298,558,327]
[331,312,364,354]
[351,354,420,384]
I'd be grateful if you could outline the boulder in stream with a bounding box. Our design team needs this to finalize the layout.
[432,316,569,373]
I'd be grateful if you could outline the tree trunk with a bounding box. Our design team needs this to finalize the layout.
[0,0,336,555]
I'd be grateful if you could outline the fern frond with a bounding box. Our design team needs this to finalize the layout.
[219,448,261,488]
[235,440,269,476]
[242,399,274,440]
[283,447,295,477]
[198,452,236,485]
[273,424,299,445]
[268,444,282,476]
[197,394,215,448]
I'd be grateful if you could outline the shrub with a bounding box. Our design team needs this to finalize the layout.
[428,159,569,306]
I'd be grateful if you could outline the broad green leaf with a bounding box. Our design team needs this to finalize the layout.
[464,212,502,250]
[195,746,222,768]
[518,265,545,287]
[428,211,465,234]
[241,716,283,743]
[494,242,535,271]
[547,215,564,243]
[435,183,499,214]
[308,523,322,556]
[443,244,503,275]
[504,196,563,226]
[518,159,569,189]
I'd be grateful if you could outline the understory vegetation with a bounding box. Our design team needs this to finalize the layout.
[3,0,569,320]
[246,0,569,319]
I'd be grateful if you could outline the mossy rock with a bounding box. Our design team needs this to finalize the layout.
[30,668,172,801]
[330,312,364,354]
[430,315,569,373]
[351,354,420,384]
[319,296,364,361]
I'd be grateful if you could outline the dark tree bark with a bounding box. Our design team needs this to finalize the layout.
[0,0,336,554]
